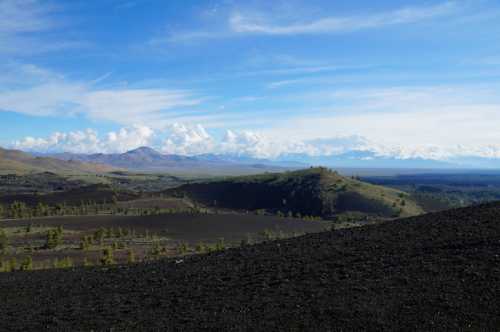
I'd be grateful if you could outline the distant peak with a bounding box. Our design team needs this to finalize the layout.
[126,146,162,155]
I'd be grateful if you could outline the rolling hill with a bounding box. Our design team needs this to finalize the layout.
[166,167,424,218]
[0,147,116,174]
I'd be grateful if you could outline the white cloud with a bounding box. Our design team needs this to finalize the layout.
[165,2,459,42]
[0,0,83,55]
[0,63,203,125]
[161,123,215,155]
[0,0,53,34]
[13,125,155,154]
[229,2,457,35]
[11,122,500,162]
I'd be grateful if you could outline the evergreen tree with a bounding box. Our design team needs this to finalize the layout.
[20,256,33,271]
[100,247,115,265]
[0,229,9,253]
[83,257,93,267]
[127,249,136,264]
[45,228,63,249]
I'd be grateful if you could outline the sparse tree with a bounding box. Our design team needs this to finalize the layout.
[215,238,225,251]
[195,242,207,253]
[94,228,105,245]
[100,247,114,266]
[20,256,33,271]
[54,257,73,269]
[79,236,92,251]
[176,242,188,255]
[127,249,136,264]
[83,257,93,267]
[0,229,8,254]
[45,228,63,249]
[8,257,17,271]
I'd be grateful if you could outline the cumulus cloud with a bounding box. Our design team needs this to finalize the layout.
[13,125,155,154]
[161,123,215,155]
[11,122,500,161]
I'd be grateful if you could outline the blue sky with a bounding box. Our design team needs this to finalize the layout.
[2,0,500,159]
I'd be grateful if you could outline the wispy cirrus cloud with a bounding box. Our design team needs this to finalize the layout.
[164,1,460,43]
[229,2,458,35]
[0,0,85,55]
[0,0,54,33]
[0,63,204,126]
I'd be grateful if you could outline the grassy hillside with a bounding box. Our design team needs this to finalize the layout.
[0,147,116,174]
[166,167,424,218]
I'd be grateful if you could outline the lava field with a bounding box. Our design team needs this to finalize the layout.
[1,202,500,331]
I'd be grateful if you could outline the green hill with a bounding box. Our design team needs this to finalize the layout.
[0,147,117,174]
[166,167,424,218]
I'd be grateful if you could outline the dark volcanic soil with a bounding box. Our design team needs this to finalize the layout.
[1,202,500,331]
[6,213,329,244]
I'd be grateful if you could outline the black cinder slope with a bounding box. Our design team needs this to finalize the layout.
[1,202,499,330]
[167,167,424,218]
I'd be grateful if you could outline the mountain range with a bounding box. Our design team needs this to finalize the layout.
[35,147,296,175]
[5,143,500,176]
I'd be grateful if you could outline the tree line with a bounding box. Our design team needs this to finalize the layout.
[0,200,212,220]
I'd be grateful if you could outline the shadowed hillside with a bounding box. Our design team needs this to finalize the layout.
[0,147,116,174]
[0,183,138,207]
[166,167,424,218]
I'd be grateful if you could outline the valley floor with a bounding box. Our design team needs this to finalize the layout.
[0,203,499,330]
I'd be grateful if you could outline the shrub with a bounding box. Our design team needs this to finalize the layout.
[54,257,73,269]
[45,228,63,249]
[127,249,136,264]
[114,227,124,238]
[19,256,33,271]
[93,228,105,244]
[83,257,93,267]
[215,238,225,251]
[105,228,113,239]
[0,260,9,272]
[176,242,188,255]
[100,247,114,266]
[195,242,207,253]
[8,257,17,271]
[79,236,92,251]
[0,229,8,253]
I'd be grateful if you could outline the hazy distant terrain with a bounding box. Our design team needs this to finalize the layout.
[0,147,117,175]
[37,147,297,176]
